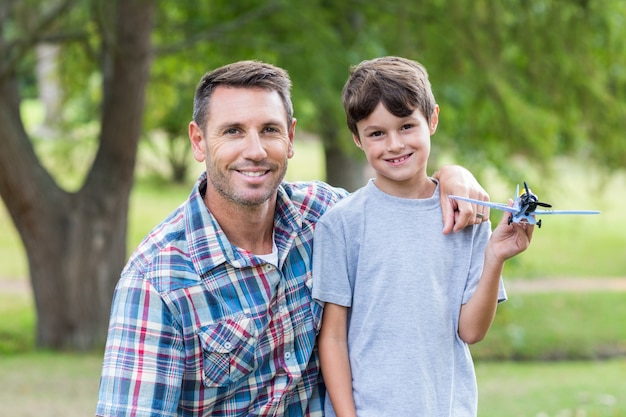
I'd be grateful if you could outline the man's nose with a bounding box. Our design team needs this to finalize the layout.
[242,132,268,160]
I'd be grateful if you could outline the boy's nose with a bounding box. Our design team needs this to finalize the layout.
[386,133,406,152]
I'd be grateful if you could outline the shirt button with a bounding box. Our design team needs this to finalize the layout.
[224,342,233,350]
[284,352,292,360]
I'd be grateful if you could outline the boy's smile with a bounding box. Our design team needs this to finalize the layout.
[385,153,413,166]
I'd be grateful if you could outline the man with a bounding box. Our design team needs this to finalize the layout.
[96,60,489,417]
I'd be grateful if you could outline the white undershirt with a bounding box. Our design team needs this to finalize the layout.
[255,237,279,268]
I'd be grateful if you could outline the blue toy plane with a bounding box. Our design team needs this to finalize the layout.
[449,181,600,228]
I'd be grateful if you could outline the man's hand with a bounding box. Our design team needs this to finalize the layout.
[434,165,490,234]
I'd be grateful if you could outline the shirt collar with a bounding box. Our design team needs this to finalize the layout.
[185,173,302,276]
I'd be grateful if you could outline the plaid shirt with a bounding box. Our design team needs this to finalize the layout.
[97,173,346,417]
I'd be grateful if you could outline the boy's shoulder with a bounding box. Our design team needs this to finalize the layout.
[319,183,371,220]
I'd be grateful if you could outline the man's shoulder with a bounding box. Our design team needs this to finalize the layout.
[123,204,196,286]
[279,180,348,217]
[281,180,348,200]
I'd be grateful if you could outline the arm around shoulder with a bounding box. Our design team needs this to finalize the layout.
[433,165,490,234]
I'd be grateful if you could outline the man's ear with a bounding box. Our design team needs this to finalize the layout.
[189,121,206,162]
[288,118,297,159]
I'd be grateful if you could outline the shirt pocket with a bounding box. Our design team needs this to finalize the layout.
[196,314,258,387]
[304,270,323,333]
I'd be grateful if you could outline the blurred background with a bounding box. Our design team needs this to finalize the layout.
[0,1,625,416]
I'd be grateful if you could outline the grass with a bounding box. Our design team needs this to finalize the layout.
[476,360,626,417]
[0,293,35,354]
[471,292,626,361]
[0,351,103,417]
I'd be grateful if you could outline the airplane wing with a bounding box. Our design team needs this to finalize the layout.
[533,209,601,216]
[448,195,517,213]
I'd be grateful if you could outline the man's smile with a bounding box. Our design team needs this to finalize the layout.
[238,169,268,177]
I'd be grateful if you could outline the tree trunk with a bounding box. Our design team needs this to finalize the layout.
[0,0,155,350]
[26,190,129,349]
[324,142,369,193]
[318,111,368,192]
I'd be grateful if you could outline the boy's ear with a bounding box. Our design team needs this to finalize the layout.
[352,134,363,149]
[430,105,440,134]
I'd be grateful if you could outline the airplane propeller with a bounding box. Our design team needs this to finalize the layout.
[519,181,551,215]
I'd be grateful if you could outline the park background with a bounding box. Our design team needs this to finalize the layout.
[0,1,625,416]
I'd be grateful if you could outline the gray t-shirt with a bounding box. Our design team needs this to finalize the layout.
[312,179,505,417]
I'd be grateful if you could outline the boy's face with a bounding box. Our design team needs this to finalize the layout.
[354,101,439,197]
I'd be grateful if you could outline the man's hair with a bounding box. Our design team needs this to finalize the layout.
[193,60,294,131]
[342,56,436,138]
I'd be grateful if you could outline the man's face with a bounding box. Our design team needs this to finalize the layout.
[189,86,295,207]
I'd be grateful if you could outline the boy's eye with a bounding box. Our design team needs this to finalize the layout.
[401,124,414,130]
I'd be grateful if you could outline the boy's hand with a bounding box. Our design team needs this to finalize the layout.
[435,165,490,234]
[487,199,534,262]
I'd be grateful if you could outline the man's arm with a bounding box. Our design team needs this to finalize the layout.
[433,165,490,234]
[97,278,184,416]
[318,303,358,417]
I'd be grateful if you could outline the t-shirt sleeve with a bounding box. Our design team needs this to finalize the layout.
[311,219,353,307]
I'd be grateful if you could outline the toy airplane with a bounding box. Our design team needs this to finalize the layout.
[449,181,600,228]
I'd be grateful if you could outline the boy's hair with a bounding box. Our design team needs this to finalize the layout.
[342,56,436,138]
[193,60,294,131]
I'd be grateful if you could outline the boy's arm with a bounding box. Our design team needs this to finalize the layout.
[433,165,490,234]
[318,303,358,417]
[458,202,534,344]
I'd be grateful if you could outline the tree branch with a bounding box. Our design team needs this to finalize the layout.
[154,1,283,56]
[0,0,80,81]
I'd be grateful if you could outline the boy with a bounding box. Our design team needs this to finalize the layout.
[312,56,534,417]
